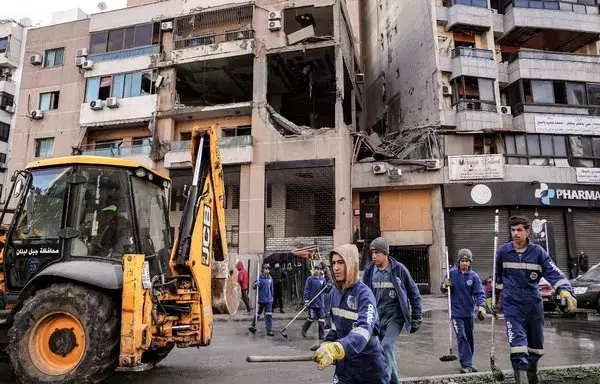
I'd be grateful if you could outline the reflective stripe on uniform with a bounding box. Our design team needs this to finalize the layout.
[528,347,544,356]
[265,312,273,315]
[510,346,528,354]
[553,279,570,290]
[318,319,326,322]
[502,262,542,271]
[372,282,395,289]
[495,283,504,289]
[332,308,359,320]
[350,327,371,342]
[331,323,336,331]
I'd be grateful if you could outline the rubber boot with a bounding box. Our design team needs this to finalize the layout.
[301,321,311,338]
[514,370,529,384]
[527,363,539,384]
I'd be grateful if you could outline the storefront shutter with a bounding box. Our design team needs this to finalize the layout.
[573,209,600,271]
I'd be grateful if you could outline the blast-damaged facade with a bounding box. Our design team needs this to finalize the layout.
[357,0,600,291]
[10,0,363,287]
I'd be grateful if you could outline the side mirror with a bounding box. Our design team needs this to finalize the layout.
[13,179,24,198]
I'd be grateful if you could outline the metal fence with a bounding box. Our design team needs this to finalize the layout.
[389,246,431,294]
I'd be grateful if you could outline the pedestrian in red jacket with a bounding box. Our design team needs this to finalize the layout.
[236,260,251,312]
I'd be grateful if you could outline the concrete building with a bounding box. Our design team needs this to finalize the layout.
[357,0,600,291]
[0,20,27,202]
[11,0,362,301]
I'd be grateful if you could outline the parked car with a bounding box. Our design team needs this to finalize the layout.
[539,277,556,312]
[570,263,600,314]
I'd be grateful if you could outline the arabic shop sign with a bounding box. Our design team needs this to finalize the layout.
[534,115,600,135]
[576,168,600,183]
[448,155,504,181]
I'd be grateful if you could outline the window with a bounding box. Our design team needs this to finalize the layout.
[504,134,567,165]
[94,140,123,157]
[222,125,252,137]
[0,122,9,143]
[0,37,7,53]
[570,136,600,167]
[0,153,7,164]
[266,184,272,208]
[85,71,155,101]
[180,132,192,141]
[39,91,59,111]
[511,80,594,108]
[451,76,496,111]
[587,83,600,106]
[474,135,498,155]
[89,23,155,54]
[35,138,54,158]
[131,137,152,154]
[231,185,240,209]
[44,48,64,68]
[0,92,14,111]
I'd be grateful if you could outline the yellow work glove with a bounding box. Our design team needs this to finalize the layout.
[443,278,452,290]
[476,306,487,321]
[313,341,344,370]
[559,290,577,313]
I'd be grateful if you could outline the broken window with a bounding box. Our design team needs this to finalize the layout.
[174,4,253,49]
[267,47,336,131]
[283,6,334,44]
[85,70,156,101]
[474,135,499,155]
[222,125,251,137]
[175,55,253,106]
[451,76,496,112]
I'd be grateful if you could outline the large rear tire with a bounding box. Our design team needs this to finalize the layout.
[8,283,119,384]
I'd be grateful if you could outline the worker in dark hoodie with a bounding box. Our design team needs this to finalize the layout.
[312,244,387,384]
[441,248,487,374]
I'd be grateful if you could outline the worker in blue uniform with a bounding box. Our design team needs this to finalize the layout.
[441,248,487,374]
[312,244,387,384]
[249,263,275,336]
[495,216,577,384]
[363,237,423,384]
[302,263,327,340]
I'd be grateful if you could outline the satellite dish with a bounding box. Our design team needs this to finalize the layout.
[97,2,108,11]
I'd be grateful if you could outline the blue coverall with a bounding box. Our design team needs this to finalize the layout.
[495,241,574,371]
[303,274,327,338]
[363,257,422,384]
[441,266,486,369]
[251,274,274,332]
[326,280,388,384]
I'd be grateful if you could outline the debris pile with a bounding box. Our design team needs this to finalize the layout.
[266,104,333,136]
[353,127,442,164]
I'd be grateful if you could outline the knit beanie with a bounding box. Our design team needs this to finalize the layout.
[457,248,473,262]
[370,237,389,255]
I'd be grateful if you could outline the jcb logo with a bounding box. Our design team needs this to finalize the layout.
[201,204,211,266]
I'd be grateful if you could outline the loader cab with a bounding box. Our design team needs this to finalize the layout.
[2,157,172,300]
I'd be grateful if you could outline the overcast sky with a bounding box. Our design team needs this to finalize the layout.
[3,0,127,26]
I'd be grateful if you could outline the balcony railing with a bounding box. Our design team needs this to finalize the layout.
[503,0,600,13]
[444,0,488,7]
[507,50,600,64]
[80,141,152,157]
[174,29,254,50]
[87,45,160,63]
[219,135,253,148]
[451,47,494,60]
[454,100,498,112]
[170,140,191,152]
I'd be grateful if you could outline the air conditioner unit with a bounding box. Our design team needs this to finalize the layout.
[387,168,402,177]
[89,99,104,110]
[372,163,387,175]
[76,48,88,57]
[161,21,173,31]
[355,73,365,84]
[500,105,512,115]
[106,97,119,108]
[268,20,282,31]
[81,60,94,70]
[269,11,282,20]
[30,54,43,65]
[5,105,14,114]
[1,68,11,75]
[75,57,86,67]
[442,85,452,96]
[30,109,44,119]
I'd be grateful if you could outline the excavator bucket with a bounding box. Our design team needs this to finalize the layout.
[190,126,241,315]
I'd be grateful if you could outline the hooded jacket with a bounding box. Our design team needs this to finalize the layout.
[363,257,422,332]
[326,244,384,363]
[236,260,249,290]
[441,265,486,318]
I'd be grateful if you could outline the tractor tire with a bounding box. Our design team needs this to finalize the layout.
[8,283,119,384]
[141,342,174,366]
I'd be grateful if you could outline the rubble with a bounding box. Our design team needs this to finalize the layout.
[265,104,333,136]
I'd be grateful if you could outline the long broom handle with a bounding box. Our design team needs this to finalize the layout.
[254,260,260,324]
[247,355,314,363]
[490,210,499,351]
[445,247,453,353]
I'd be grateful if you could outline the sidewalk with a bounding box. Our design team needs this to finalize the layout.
[214,294,448,322]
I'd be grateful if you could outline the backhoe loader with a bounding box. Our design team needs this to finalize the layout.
[0,125,240,383]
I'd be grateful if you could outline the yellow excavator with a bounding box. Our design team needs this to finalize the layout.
[0,125,239,383]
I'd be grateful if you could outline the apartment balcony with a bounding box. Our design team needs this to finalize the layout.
[0,79,15,96]
[499,1,600,51]
[511,103,600,134]
[79,95,157,128]
[87,45,160,63]
[507,50,600,84]
[444,1,493,33]
[164,136,253,168]
[0,52,18,69]
[455,101,503,132]
[79,141,154,168]
[451,47,497,79]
